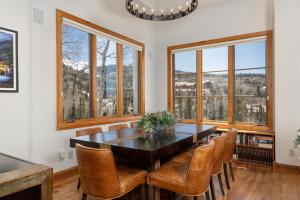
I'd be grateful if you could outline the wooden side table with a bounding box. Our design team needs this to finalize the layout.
[0,153,53,200]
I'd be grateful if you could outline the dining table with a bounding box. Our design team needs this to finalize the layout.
[70,123,216,200]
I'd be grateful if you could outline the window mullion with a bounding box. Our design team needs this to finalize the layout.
[196,50,203,122]
[138,50,145,115]
[117,44,123,117]
[90,34,98,118]
[168,52,175,113]
[228,45,235,124]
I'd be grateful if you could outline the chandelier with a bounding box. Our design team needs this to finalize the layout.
[126,0,198,21]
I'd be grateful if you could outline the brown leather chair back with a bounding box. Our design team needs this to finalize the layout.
[76,144,121,199]
[109,124,128,132]
[185,140,215,195]
[76,127,102,137]
[223,129,237,163]
[211,133,227,174]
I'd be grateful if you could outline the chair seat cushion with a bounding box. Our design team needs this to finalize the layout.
[147,161,189,194]
[117,165,147,194]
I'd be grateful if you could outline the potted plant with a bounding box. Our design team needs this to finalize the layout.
[293,129,300,148]
[137,111,177,133]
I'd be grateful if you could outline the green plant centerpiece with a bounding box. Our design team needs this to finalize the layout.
[137,111,177,133]
[293,129,300,148]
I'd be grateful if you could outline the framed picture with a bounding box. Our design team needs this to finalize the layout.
[0,27,18,92]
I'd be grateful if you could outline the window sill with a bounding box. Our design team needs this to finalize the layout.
[177,119,273,132]
[57,115,142,130]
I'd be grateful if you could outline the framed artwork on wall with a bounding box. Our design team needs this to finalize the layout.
[0,27,18,92]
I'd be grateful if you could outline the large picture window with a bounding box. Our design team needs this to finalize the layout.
[168,31,273,131]
[57,10,145,130]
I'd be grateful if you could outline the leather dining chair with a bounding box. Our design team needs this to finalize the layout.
[76,127,102,137]
[75,127,103,190]
[109,124,128,132]
[172,134,227,200]
[209,133,227,200]
[223,129,237,190]
[147,140,215,200]
[76,144,147,200]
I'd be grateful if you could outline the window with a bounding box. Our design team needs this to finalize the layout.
[235,40,267,125]
[96,37,117,117]
[57,10,145,130]
[202,47,228,121]
[174,51,197,120]
[168,31,273,131]
[62,24,92,121]
[123,46,139,116]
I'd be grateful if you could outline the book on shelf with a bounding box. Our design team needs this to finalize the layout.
[257,136,273,149]
[236,134,273,148]
[236,146,273,166]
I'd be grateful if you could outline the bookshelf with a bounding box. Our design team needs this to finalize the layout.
[217,129,275,167]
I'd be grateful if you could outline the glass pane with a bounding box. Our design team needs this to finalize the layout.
[174,50,197,120]
[123,46,139,115]
[175,97,197,120]
[203,97,228,121]
[203,46,228,72]
[235,40,266,70]
[235,96,266,125]
[235,69,266,96]
[203,72,228,96]
[96,37,117,117]
[235,40,267,125]
[202,46,228,121]
[62,24,91,121]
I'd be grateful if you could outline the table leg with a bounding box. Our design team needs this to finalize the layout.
[148,160,161,200]
[154,160,160,200]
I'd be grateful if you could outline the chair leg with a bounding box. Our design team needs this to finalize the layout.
[194,196,198,200]
[130,188,136,200]
[210,176,216,200]
[217,173,225,196]
[223,164,230,190]
[140,184,147,200]
[205,191,211,200]
[77,178,81,190]
[168,191,172,200]
[81,193,87,200]
[229,162,235,181]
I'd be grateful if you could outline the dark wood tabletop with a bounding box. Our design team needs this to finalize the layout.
[70,123,216,168]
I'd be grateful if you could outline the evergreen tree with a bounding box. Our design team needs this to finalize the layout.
[185,97,192,119]
[257,85,261,96]
[218,99,224,120]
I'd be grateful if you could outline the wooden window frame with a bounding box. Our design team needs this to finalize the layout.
[56,10,145,130]
[167,31,273,132]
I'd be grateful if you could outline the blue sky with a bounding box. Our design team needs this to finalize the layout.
[62,24,133,66]
[175,40,266,73]
[0,32,13,43]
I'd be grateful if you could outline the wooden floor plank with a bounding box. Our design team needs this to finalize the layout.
[53,164,300,200]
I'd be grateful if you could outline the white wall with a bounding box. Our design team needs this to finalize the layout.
[274,0,300,166]
[153,0,274,110]
[0,0,30,159]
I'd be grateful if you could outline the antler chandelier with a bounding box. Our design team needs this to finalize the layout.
[126,0,198,21]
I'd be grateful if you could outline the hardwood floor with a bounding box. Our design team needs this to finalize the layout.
[53,164,300,200]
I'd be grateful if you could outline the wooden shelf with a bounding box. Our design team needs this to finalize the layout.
[217,128,275,136]
[236,144,273,150]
